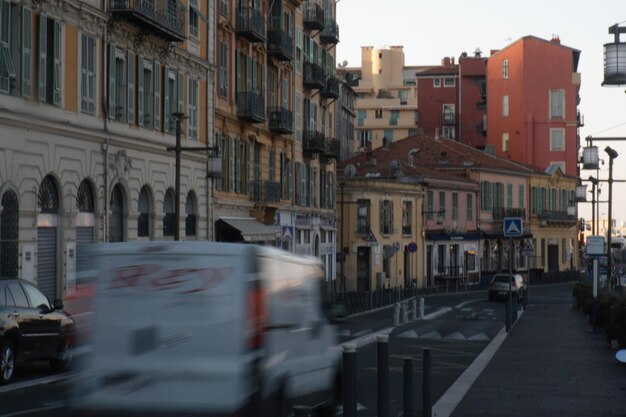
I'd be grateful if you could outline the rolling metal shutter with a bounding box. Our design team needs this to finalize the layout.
[37,227,57,301]
[76,227,94,273]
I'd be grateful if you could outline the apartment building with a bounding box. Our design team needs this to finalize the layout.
[487,35,582,177]
[0,0,214,301]
[214,0,340,281]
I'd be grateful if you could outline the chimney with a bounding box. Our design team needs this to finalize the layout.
[442,57,451,67]
[474,47,482,58]
[551,34,561,44]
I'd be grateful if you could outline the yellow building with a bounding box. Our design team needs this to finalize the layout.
[0,0,213,301]
[214,0,340,281]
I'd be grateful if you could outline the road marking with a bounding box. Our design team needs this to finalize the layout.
[468,333,490,341]
[352,329,373,337]
[0,374,70,394]
[420,330,442,340]
[1,404,65,417]
[343,327,393,349]
[397,329,418,338]
[445,331,466,341]
[454,299,483,309]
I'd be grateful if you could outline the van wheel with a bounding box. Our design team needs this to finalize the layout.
[0,341,15,384]
[50,338,73,372]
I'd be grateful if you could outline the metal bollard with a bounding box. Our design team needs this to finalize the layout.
[403,358,414,417]
[377,335,390,417]
[422,348,432,417]
[419,297,425,319]
[342,343,357,417]
[411,298,417,321]
[394,303,401,326]
[402,300,409,324]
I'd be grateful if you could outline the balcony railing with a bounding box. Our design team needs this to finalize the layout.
[267,30,294,61]
[236,91,266,123]
[442,111,456,125]
[323,138,340,162]
[109,0,186,42]
[251,180,281,204]
[303,130,325,158]
[268,106,293,134]
[303,3,324,31]
[304,62,326,90]
[320,19,339,44]
[538,210,577,223]
[320,76,339,99]
[492,207,526,220]
[235,7,266,43]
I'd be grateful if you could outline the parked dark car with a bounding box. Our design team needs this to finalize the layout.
[488,273,527,302]
[0,279,75,384]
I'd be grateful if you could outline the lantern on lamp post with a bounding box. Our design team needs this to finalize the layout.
[602,24,626,86]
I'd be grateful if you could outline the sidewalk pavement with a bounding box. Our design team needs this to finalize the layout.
[438,282,626,417]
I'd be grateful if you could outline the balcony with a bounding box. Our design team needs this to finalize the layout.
[251,181,281,204]
[109,0,186,42]
[235,7,266,43]
[267,30,294,61]
[320,76,339,99]
[442,111,456,125]
[268,106,293,134]
[304,62,326,90]
[303,130,325,158]
[320,20,339,45]
[236,91,266,123]
[492,207,526,220]
[323,138,340,163]
[303,3,324,31]
[538,210,577,225]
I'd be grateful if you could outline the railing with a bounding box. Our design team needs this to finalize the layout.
[235,6,266,42]
[236,91,265,122]
[320,19,339,44]
[304,62,326,89]
[268,106,293,134]
[538,210,577,222]
[492,207,526,220]
[324,138,340,161]
[303,130,325,157]
[109,0,185,41]
[267,30,293,61]
[320,76,339,99]
[251,180,281,203]
[303,3,324,30]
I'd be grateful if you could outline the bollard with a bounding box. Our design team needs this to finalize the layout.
[394,302,399,325]
[403,358,414,417]
[419,297,425,319]
[342,343,357,417]
[411,298,417,321]
[377,335,389,417]
[422,348,432,417]
[402,300,409,324]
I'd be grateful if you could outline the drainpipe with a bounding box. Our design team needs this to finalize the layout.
[457,59,462,143]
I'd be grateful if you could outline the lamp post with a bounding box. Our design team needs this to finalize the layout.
[605,146,619,289]
[588,176,598,234]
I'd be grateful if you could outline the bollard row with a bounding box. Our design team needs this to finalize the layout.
[394,297,426,325]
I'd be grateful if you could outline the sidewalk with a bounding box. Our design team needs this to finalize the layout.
[442,282,626,417]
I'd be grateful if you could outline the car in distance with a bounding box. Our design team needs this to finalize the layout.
[0,279,76,384]
[488,273,526,302]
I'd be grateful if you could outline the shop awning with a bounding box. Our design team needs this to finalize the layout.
[218,217,280,242]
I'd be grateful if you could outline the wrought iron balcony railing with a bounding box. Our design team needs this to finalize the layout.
[267,30,294,61]
[109,0,186,42]
[235,6,266,43]
[268,106,293,134]
[320,76,339,99]
[251,180,281,204]
[303,130,325,158]
[303,3,324,31]
[236,91,266,123]
[492,207,526,220]
[538,210,577,223]
[320,19,339,44]
[304,62,326,90]
[323,138,340,162]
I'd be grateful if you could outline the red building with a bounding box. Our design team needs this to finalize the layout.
[486,36,582,177]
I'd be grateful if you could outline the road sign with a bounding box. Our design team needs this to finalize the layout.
[364,230,378,243]
[521,239,535,256]
[282,226,293,241]
[586,235,605,256]
[407,242,418,253]
[503,217,523,238]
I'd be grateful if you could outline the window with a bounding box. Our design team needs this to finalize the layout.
[518,185,525,209]
[358,130,371,148]
[502,132,509,152]
[7,281,29,307]
[380,200,394,235]
[402,201,412,235]
[357,110,366,126]
[295,92,301,141]
[375,109,382,119]
[452,192,458,220]
[442,126,454,139]
[138,186,151,238]
[442,104,454,124]
[219,42,228,97]
[433,78,441,88]
[389,110,399,125]
[549,89,565,119]
[38,14,62,105]
[502,95,509,116]
[185,192,197,237]
[481,181,493,211]
[466,193,473,221]
[438,191,445,223]
[189,0,199,38]
[138,57,156,128]
[384,129,393,143]
[426,190,434,220]
[398,89,408,104]
[164,68,182,134]
[1,3,31,97]
[109,46,134,123]
[357,199,370,234]
[163,189,175,236]
[550,128,565,151]
[502,59,509,78]
[507,183,513,208]
[443,78,455,87]
[295,27,302,74]
[220,0,228,16]
[22,282,50,310]
[80,34,96,114]
[188,77,198,139]
[550,161,566,173]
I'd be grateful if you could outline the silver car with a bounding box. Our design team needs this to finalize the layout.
[488,273,526,302]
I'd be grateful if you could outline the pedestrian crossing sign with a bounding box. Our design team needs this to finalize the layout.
[503,217,523,237]
[521,239,535,256]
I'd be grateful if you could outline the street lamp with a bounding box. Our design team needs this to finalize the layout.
[604,146,618,289]
[602,24,626,86]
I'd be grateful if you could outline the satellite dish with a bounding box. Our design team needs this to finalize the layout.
[343,164,356,178]
[342,60,348,67]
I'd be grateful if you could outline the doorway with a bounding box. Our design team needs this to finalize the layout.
[356,246,371,291]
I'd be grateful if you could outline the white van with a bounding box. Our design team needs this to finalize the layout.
[72,241,343,417]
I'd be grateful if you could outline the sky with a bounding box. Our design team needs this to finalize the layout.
[336,0,626,227]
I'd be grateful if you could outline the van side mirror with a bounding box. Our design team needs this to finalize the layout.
[53,299,64,310]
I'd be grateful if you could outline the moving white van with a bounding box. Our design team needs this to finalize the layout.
[72,241,343,417]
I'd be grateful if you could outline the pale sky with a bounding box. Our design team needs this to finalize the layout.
[336,0,626,227]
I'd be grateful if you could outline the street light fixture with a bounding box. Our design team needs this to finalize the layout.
[604,146,618,290]
[602,24,626,86]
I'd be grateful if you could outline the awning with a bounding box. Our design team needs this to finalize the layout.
[219,217,280,242]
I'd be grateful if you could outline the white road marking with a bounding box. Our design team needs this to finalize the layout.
[454,299,483,309]
[397,329,419,338]
[420,331,443,340]
[468,333,490,341]
[445,331,466,341]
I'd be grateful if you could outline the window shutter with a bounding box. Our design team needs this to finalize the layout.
[287,159,293,200]
[21,6,32,97]
[153,60,160,130]
[177,71,184,113]
[216,132,223,190]
[227,137,233,191]
[127,51,134,124]
[379,200,384,234]
[235,50,240,93]
[246,55,252,91]
[52,20,61,105]
[137,56,144,126]
[108,43,116,117]
[390,201,394,233]
[163,67,170,133]
[245,140,250,193]
[38,13,47,101]
[235,138,241,193]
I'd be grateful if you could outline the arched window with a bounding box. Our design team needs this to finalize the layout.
[163,188,175,236]
[185,191,197,237]
[76,180,96,272]
[1,190,19,277]
[37,175,60,301]
[109,184,125,242]
[38,175,59,213]
[138,186,152,238]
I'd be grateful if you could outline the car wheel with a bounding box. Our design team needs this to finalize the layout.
[50,338,73,372]
[0,341,15,384]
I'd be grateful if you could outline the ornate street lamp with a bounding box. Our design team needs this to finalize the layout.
[575,183,587,202]
[602,24,626,86]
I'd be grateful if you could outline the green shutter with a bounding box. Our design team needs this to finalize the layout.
[38,13,47,101]
[153,60,160,130]
[163,67,170,133]
[127,51,134,124]
[52,20,60,105]
[245,141,250,193]
[177,71,184,113]
[21,6,31,97]
[108,43,116,117]
[235,50,240,93]
[137,56,144,126]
